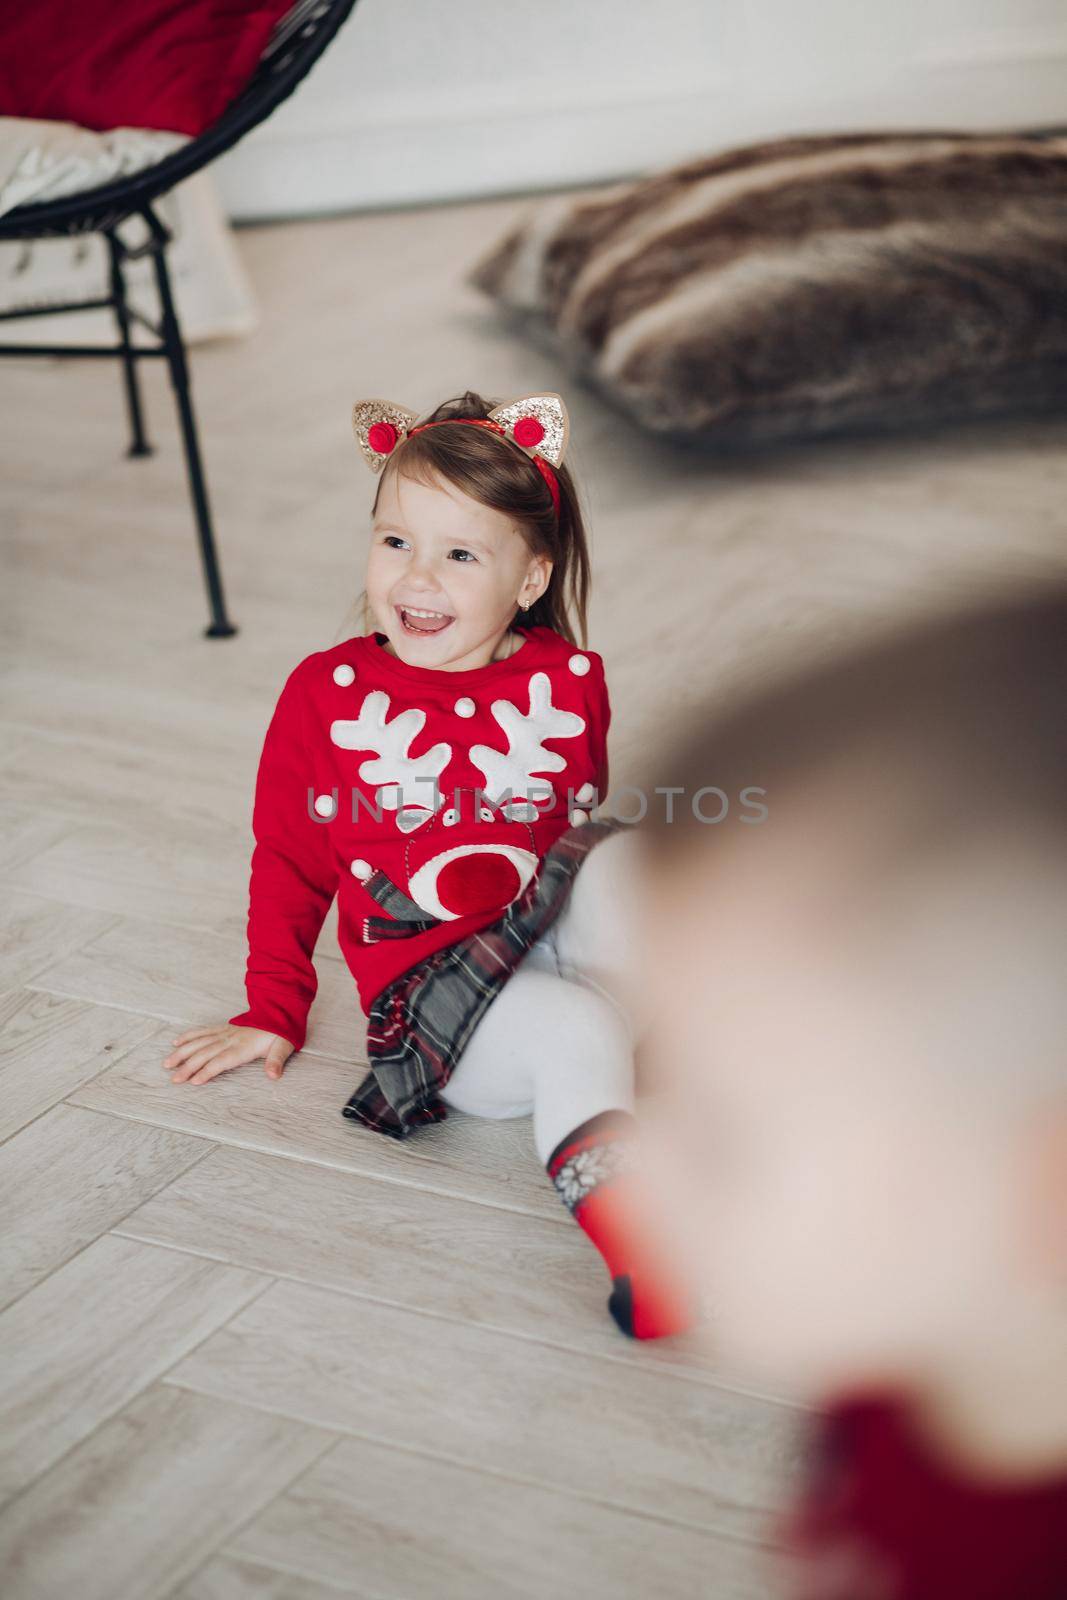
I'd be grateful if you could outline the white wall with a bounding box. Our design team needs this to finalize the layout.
[215,0,1067,222]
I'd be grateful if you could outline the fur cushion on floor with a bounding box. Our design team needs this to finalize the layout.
[467,130,1067,447]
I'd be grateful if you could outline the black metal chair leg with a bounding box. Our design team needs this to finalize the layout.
[105,229,153,458]
[143,205,238,638]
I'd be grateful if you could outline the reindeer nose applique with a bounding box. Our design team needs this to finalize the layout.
[355,797,541,940]
[434,853,520,913]
[406,796,540,919]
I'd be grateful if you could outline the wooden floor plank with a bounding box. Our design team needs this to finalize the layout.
[31,913,358,1064]
[0,887,120,993]
[114,1138,789,1389]
[223,1432,785,1600]
[0,802,70,877]
[0,1385,335,1600]
[3,811,251,935]
[73,1025,587,1223]
[0,1234,267,1499]
[0,987,160,1142]
[177,1553,372,1600]
[0,1102,209,1312]
[164,1277,805,1542]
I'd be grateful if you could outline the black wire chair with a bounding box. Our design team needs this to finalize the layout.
[0,0,359,637]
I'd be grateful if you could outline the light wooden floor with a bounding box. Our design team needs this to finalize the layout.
[2,188,1066,1600]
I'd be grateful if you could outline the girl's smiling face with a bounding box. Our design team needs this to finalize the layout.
[366,465,552,672]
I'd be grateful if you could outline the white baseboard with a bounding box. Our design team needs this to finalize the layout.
[213,86,737,223]
[214,65,1067,224]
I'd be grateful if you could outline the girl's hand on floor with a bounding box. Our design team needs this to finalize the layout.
[163,1024,295,1085]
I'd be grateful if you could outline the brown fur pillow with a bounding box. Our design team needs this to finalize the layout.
[467,130,1067,446]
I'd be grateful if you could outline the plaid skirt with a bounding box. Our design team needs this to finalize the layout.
[342,815,638,1139]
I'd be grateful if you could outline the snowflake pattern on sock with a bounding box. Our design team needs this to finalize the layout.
[551,1136,641,1214]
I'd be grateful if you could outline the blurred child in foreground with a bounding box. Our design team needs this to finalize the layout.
[631,585,1067,1599]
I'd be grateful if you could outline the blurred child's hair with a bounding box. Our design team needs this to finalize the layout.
[354,389,592,648]
[638,583,1067,878]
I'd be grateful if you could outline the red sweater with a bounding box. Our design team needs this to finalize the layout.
[229,625,611,1051]
[779,1391,1067,1600]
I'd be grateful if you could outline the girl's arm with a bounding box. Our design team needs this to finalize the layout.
[228,658,340,1054]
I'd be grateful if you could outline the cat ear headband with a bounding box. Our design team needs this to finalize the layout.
[351,392,568,517]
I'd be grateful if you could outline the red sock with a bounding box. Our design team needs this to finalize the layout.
[546,1110,702,1340]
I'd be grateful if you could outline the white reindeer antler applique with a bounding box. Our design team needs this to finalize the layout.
[470,671,585,822]
[331,690,452,833]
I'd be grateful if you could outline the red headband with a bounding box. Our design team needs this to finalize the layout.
[406,416,561,517]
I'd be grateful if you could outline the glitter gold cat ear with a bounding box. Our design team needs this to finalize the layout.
[351,400,422,474]
[485,393,568,471]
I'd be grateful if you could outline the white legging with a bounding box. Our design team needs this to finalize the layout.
[439,826,650,1166]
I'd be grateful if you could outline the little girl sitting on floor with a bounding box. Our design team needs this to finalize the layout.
[164,388,699,1341]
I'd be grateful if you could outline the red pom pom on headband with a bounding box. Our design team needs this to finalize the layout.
[512,416,544,447]
[352,393,568,519]
[367,421,398,455]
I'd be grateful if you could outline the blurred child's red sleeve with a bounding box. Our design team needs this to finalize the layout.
[228,659,339,1053]
[594,653,612,801]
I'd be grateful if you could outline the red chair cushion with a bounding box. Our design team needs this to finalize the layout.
[0,1,299,137]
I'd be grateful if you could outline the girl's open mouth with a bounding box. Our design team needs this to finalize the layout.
[396,605,455,637]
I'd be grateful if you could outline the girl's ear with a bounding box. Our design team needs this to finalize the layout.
[488,393,569,468]
[523,553,553,608]
[352,400,421,474]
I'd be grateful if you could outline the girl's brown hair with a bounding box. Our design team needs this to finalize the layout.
[355,390,592,648]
